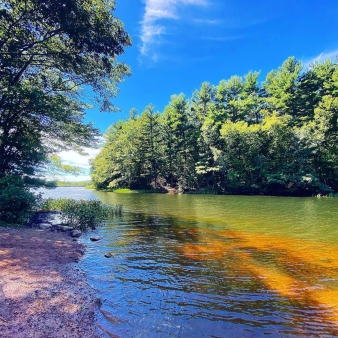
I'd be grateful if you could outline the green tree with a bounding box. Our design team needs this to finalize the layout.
[0,0,131,177]
[216,76,244,123]
[242,71,263,124]
[220,120,262,193]
[160,94,197,190]
[137,105,162,188]
[191,82,215,123]
[305,95,338,191]
[91,117,147,190]
[264,57,302,120]
[190,83,224,189]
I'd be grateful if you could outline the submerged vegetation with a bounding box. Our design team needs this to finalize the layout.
[91,57,338,196]
[39,198,123,230]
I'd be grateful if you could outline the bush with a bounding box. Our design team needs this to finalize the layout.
[0,174,40,226]
[39,198,122,231]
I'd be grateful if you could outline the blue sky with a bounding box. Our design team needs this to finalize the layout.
[58,0,338,181]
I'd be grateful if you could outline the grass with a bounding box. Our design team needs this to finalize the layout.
[113,188,165,194]
[113,188,136,193]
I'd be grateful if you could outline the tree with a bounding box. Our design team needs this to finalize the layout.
[220,120,262,193]
[160,94,197,190]
[137,105,162,188]
[215,76,244,123]
[0,0,131,177]
[305,95,338,191]
[191,82,215,123]
[264,57,302,119]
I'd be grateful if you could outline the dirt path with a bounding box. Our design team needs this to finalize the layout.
[0,227,103,338]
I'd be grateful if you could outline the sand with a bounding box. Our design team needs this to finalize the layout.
[0,226,103,338]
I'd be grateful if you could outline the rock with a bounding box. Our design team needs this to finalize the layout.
[56,225,74,232]
[70,230,82,238]
[90,236,102,242]
[53,224,63,230]
[50,218,65,225]
[104,253,113,258]
[38,223,52,230]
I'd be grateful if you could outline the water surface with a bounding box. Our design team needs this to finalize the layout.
[41,188,338,337]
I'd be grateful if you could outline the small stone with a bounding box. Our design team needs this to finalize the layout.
[70,230,82,238]
[90,236,102,242]
[57,225,74,232]
[104,253,113,258]
[50,216,65,225]
[39,223,52,229]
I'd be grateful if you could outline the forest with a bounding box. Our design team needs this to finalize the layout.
[91,57,338,196]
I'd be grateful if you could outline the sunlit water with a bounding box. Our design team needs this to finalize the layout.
[40,188,338,337]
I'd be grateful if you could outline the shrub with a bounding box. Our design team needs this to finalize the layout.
[0,174,40,226]
[39,198,122,231]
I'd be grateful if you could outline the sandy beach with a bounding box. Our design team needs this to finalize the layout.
[0,226,103,338]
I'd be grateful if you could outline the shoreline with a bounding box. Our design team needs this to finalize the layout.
[0,226,103,338]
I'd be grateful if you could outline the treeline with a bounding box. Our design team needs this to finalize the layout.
[91,57,338,196]
[56,180,92,187]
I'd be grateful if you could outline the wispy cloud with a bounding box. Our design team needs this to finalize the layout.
[59,148,101,168]
[303,49,338,68]
[193,18,222,25]
[140,0,208,60]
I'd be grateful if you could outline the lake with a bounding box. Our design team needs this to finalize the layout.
[40,187,338,337]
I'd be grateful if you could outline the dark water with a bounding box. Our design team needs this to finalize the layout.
[40,188,338,337]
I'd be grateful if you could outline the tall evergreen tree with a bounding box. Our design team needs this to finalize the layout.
[137,105,162,188]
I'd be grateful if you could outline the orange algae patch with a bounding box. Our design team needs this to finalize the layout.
[310,289,338,322]
[178,227,338,326]
[246,263,303,298]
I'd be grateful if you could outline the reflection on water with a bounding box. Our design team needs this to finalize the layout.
[40,188,338,337]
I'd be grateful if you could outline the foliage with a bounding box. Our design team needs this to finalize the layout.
[0,0,131,177]
[39,198,122,230]
[328,193,338,197]
[91,57,338,196]
[113,188,136,193]
[45,155,84,178]
[0,174,41,225]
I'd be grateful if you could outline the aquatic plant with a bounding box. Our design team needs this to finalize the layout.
[39,198,122,230]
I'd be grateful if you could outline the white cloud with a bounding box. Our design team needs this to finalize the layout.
[58,147,101,169]
[140,0,208,59]
[56,175,94,182]
[193,18,222,25]
[303,49,338,68]
[50,147,102,181]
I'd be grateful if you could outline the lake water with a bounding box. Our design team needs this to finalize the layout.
[40,187,338,337]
